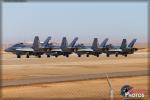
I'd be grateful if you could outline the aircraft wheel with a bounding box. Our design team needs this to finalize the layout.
[47,55,50,58]
[26,54,29,58]
[55,55,58,58]
[106,53,110,57]
[115,53,118,57]
[78,54,81,57]
[38,55,41,58]
[66,54,69,58]
[86,54,89,57]
[17,55,21,58]
[124,54,127,57]
[96,54,99,57]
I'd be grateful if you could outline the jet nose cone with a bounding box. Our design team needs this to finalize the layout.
[5,48,11,52]
[5,48,9,52]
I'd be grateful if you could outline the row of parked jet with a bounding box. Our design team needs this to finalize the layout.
[5,36,141,58]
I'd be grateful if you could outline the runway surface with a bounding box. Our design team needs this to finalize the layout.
[2,70,149,87]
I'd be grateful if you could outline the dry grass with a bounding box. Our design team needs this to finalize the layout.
[2,52,148,81]
[1,51,149,99]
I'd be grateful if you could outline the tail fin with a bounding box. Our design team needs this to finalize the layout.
[32,36,41,50]
[120,39,127,49]
[100,38,109,48]
[60,37,68,49]
[128,39,137,48]
[69,37,78,47]
[91,38,99,50]
[43,36,51,47]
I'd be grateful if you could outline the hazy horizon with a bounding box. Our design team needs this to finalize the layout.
[2,2,148,45]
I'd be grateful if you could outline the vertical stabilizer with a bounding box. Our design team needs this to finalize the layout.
[128,39,137,48]
[100,38,109,48]
[32,36,40,50]
[43,36,51,47]
[60,37,68,49]
[120,39,127,49]
[69,37,78,47]
[91,38,99,50]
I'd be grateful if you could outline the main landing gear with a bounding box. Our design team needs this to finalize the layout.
[115,53,118,57]
[124,54,127,57]
[55,55,58,58]
[66,54,69,58]
[78,54,81,57]
[47,55,50,58]
[17,55,21,58]
[38,55,41,58]
[106,53,110,57]
[96,54,99,57]
[26,54,29,58]
[86,54,89,57]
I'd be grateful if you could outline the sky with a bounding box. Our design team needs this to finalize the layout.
[2,2,148,45]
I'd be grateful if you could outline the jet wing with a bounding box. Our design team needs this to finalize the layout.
[108,49,122,52]
[16,48,34,52]
[51,49,62,52]
[77,48,93,52]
